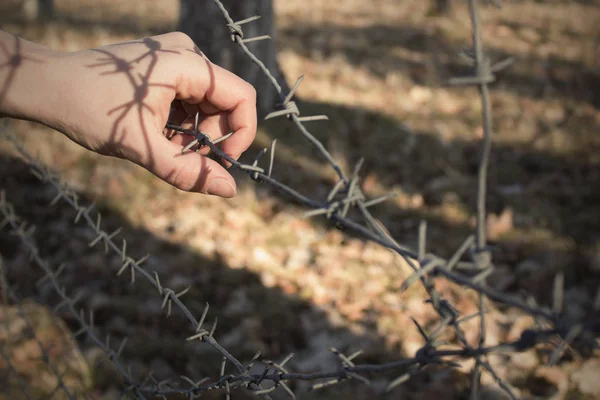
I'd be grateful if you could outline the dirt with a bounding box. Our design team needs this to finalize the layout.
[0,0,599,399]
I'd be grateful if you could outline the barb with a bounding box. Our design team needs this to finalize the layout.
[208,0,345,182]
[4,128,587,398]
[188,0,597,398]
[0,264,36,400]
[0,288,79,400]
[0,192,140,396]
[0,0,598,398]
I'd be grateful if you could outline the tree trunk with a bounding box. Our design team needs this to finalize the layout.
[19,0,53,20]
[38,0,53,18]
[179,0,287,116]
[432,0,452,15]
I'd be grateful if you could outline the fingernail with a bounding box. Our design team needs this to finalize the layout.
[206,177,236,198]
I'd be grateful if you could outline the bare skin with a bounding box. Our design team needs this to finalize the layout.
[0,30,257,198]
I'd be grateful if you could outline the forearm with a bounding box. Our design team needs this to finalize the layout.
[0,30,64,125]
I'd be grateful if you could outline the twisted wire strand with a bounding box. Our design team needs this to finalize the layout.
[0,0,597,398]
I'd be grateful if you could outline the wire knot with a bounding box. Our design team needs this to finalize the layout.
[471,248,492,270]
[280,100,300,118]
[437,299,459,324]
[227,23,244,41]
[265,75,304,120]
[264,99,301,121]
[414,344,435,365]
[226,16,270,44]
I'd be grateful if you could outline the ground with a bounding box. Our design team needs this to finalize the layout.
[0,0,599,399]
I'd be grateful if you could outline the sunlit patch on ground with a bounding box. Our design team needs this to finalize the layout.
[0,0,599,398]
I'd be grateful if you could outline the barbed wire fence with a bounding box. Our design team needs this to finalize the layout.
[0,0,599,399]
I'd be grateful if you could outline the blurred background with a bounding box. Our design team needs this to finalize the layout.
[0,0,599,398]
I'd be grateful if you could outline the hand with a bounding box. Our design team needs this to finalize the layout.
[1,31,257,197]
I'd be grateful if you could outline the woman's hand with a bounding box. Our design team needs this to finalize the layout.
[0,31,257,197]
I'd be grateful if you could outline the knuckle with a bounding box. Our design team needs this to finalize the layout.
[169,31,194,46]
[170,163,198,192]
[245,82,257,101]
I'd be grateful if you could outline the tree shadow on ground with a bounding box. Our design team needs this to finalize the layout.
[251,97,600,243]
[278,20,600,109]
[0,153,480,400]
[241,97,600,308]
[0,1,176,36]
[3,3,598,260]
[0,6,598,398]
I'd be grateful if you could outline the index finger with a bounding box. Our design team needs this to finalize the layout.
[175,54,257,161]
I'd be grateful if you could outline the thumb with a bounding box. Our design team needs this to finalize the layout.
[141,134,237,197]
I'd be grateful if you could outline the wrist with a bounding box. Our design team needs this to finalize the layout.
[0,31,64,126]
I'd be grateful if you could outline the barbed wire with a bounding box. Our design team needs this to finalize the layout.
[0,280,82,400]
[0,133,551,398]
[0,255,36,400]
[0,0,598,399]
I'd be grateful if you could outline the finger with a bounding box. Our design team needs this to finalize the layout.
[197,112,229,141]
[176,109,229,141]
[164,101,188,139]
[143,134,237,197]
[167,112,229,157]
[168,101,188,124]
[167,114,202,149]
[175,56,257,160]
[167,130,206,153]
[182,99,220,116]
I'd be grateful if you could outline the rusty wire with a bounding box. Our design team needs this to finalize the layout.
[0,0,599,399]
